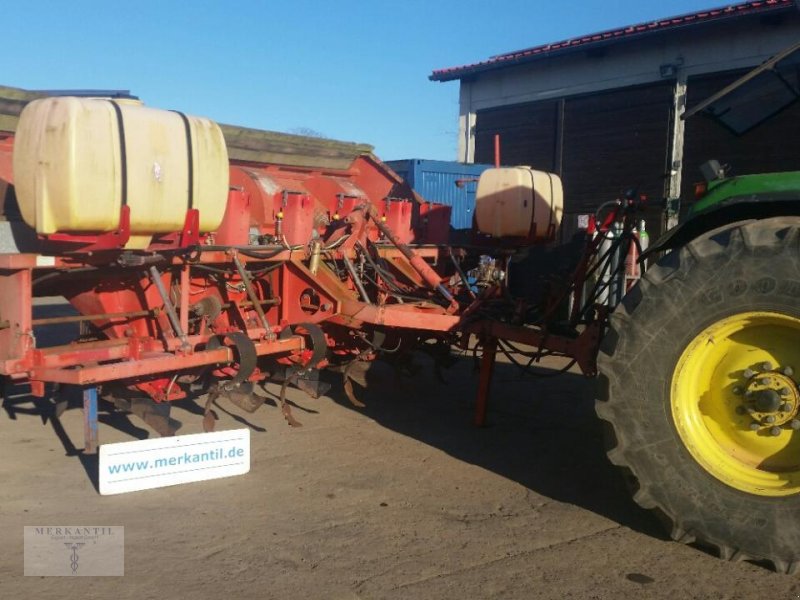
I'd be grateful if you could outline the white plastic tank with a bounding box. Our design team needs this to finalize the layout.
[13,97,229,245]
[474,167,563,242]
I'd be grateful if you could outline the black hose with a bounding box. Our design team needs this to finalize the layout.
[499,338,568,359]
[359,242,408,294]
[496,339,577,378]
[237,248,287,260]
[195,245,287,260]
[191,264,232,275]
[32,266,98,286]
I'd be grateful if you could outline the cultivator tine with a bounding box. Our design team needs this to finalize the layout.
[202,388,221,433]
[343,377,365,408]
[342,360,367,408]
[202,411,217,433]
[128,398,182,437]
[223,383,265,413]
[46,384,69,419]
[108,394,182,436]
[294,370,331,399]
[278,377,303,427]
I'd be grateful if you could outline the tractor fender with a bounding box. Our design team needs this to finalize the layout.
[646,196,800,256]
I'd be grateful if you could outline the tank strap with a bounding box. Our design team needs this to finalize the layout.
[545,172,556,231]
[107,100,128,207]
[527,168,537,237]
[171,110,194,210]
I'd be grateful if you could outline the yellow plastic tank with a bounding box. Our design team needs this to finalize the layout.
[13,97,229,244]
[474,167,563,241]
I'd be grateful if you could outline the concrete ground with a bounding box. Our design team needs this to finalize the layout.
[1,303,799,599]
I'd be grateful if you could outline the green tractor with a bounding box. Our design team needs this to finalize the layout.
[597,42,800,573]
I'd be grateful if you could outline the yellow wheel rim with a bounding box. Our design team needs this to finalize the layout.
[672,311,800,497]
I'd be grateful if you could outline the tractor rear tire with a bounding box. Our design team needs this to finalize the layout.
[597,217,800,573]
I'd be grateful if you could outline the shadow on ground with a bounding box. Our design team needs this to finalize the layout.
[323,353,666,541]
[13,299,664,542]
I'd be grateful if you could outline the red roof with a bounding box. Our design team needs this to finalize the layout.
[430,0,796,81]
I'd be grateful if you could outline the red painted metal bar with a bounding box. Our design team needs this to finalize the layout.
[32,341,138,369]
[464,319,600,377]
[337,300,461,331]
[468,320,602,427]
[179,264,190,334]
[31,349,230,384]
[232,254,275,339]
[32,309,155,326]
[367,207,459,313]
[474,336,497,427]
[149,265,190,351]
[29,336,303,385]
[0,269,33,365]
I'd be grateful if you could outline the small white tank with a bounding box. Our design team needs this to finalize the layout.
[474,167,563,242]
[13,97,229,245]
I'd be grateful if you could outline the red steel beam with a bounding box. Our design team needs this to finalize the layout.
[336,299,461,331]
[465,319,600,376]
[29,336,303,385]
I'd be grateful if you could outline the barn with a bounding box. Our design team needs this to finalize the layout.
[430,0,800,239]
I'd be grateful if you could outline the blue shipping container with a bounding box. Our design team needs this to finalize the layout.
[385,159,493,230]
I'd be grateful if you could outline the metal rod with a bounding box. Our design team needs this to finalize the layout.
[448,247,476,300]
[342,254,372,304]
[197,245,285,252]
[33,309,154,326]
[232,255,275,340]
[148,265,191,350]
[224,298,280,309]
[369,207,457,311]
[179,264,190,334]
[309,239,321,275]
[83,386,99,454]
[30,298,280,327]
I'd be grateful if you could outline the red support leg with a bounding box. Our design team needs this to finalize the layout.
[474,336,497,427]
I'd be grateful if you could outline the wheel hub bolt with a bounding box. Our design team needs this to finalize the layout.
[761,361,774,372]
[791,420,800,430]
[764,415,777,424]
[780,387,791,396]
[749,422,761,431]
[743,368,757,379]
[770,426,782,437]
[755,390,782,413]
[783,366,795,377]
[780,402,793,412]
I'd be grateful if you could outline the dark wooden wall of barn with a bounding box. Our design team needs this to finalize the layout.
[475,82,674,241]
[474,72,800,243]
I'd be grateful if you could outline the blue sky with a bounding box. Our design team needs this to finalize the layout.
[4,0,722,160]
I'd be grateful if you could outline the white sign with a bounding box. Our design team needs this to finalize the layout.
[99,429,250,495]
[24,526,124,576]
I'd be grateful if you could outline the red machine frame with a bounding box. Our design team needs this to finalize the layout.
[0,126,643,451]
